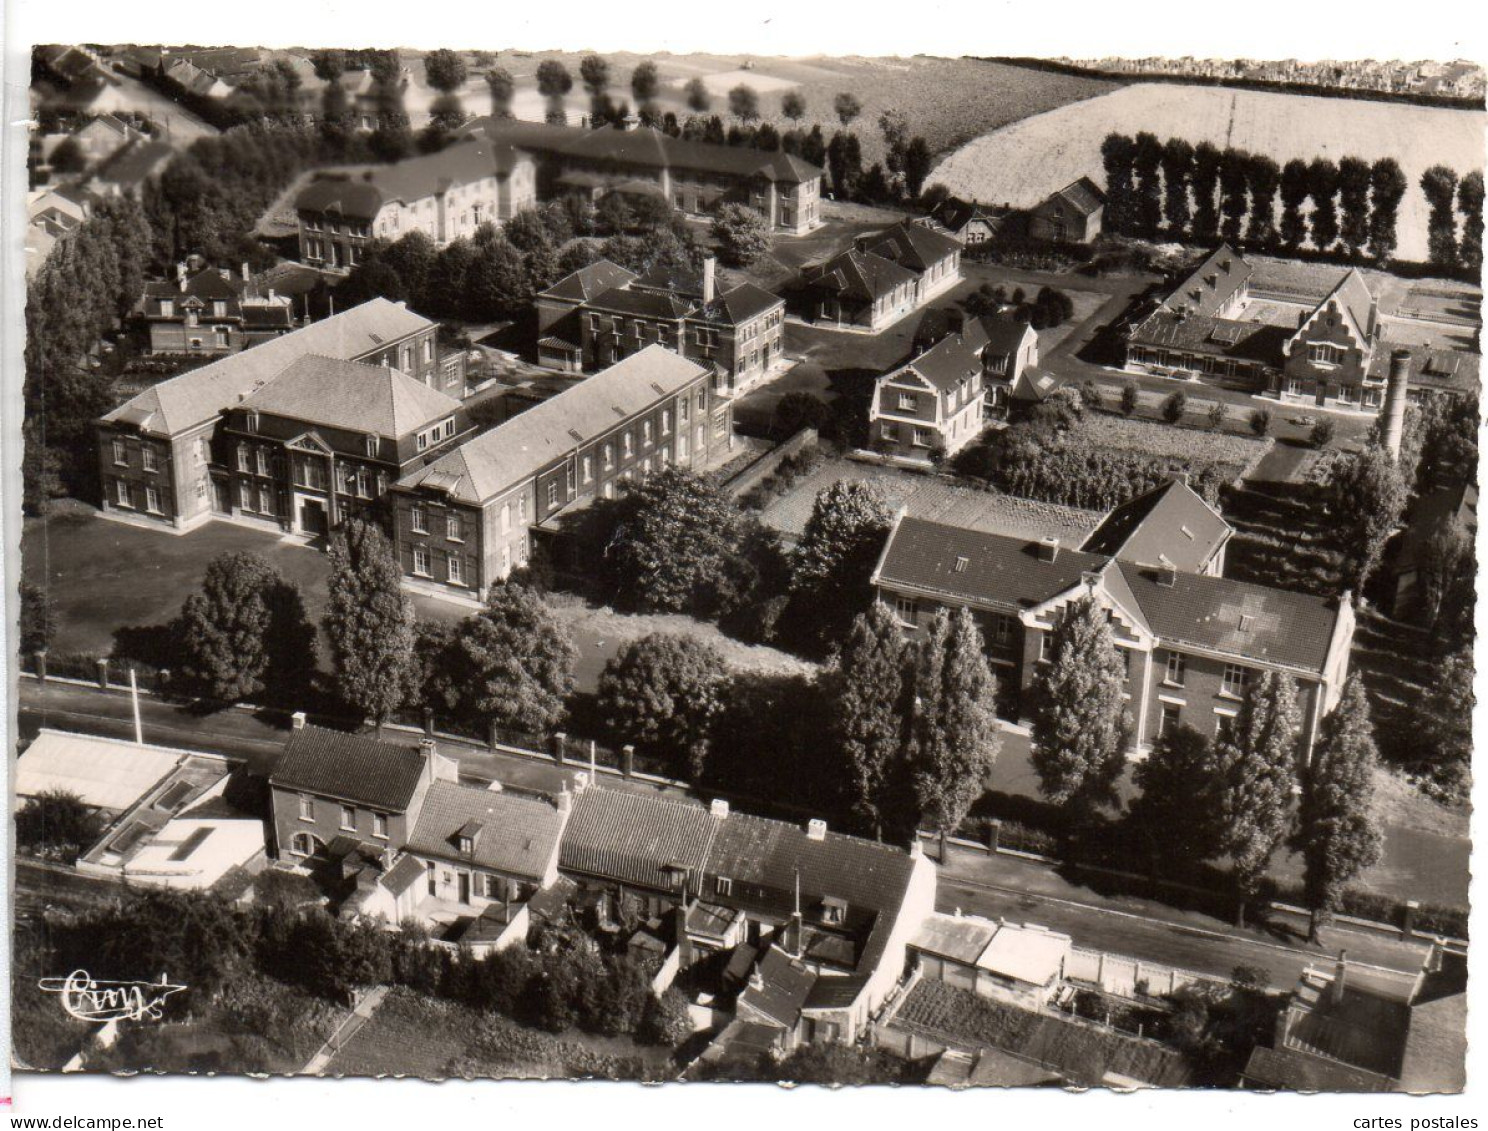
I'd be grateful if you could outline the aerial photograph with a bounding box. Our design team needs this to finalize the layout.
[9,24,1482,1099]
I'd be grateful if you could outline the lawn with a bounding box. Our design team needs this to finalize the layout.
[929,82,1485,264]
[1075,413,1270,473]
[324,987,675,1081]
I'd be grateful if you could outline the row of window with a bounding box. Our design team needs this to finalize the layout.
[410,504,467,540]
[296,794,388,839]
[112,479,164,514]
[412,546,469,585]
[1158,702,1240,742]
[157,299,230,320]
[113,438,161,472]
[416,416,458,452]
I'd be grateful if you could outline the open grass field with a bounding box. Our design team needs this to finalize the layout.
[400,52,1121,165]
[1077,413,1269,472]
[928,82,1486,263]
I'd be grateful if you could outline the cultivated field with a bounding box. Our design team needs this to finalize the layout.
[928,83,1486,263]
[401,52,1121,166]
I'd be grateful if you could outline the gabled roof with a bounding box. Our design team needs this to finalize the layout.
[104,298,435,436]
[539,259,638,304]
[240,355,461,439]
[888,332,984,395]
[699,282,783,326]
[587,284,694,320]
[1080,477,1231,573]
[861,219,962,272]
[976,314,1037,357]
[1288,267,1375,354]
[400,346,707,505]
[558,788,719,891]
[1043,176,1106,216]
[1368,343,1480,396]
[737,946,817,1028]
[405,781,566,881]
[269,724,428,813]
[1159,244,1253,318]
[931,197,1005,233]
[296,139,529,219]
[93,139,173,190]
[380,852,427,897]
[803,247,918,302]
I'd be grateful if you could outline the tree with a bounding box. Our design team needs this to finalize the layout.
[1030,595,1130,816]
[443,585,576,735]
[1129,724,1225,868]
[1190,141,1223,244]
[1329,444,1409,595]
[1249,407,1272,436]
[19,578,56,656]
[1457,170,1484,276]
[16,790,102,863]
[1214,671,1300,925]
[1279,158,1311,249]
[728,84,760,122]
[639,988,692,1046]
[781,90,806,122]
[536,59,572,122]
[1159,138,1194,236]
[175,552,313,703]
[1421,165,1460,270]
[1412,647,1473,803]
[1132,132,1164,238]
[1368,158,1408,263]
[878,110,910,177]
[463,235,533,320]
[425,92,467,135]
[1246,155,1281,248]
[710,201,772,267]
[1310,418,1335,449]
[1337,156,1372,257]
[1418,512,1475,634]
[789,480,893,655]
[423,48,468,94]
[824,604,913,839]
[902,137,933,200]
[324,519,417,731]
[1100,133,1137,235]
[833,92,862,126]
[1295,676,1382,940]
[1217,147,1251,243]
[310,49,347,84]
[826,131,862,199]
[905,607,1001,843]
[49,136,85,174]
[485,67,515,118]
[579,54,610,100]
[595,633,728,779]
[1119,381,1139,417]
[684,77,710,113]
[630,61,660,109]
[1161,389,1187,424]
[1307,158,1341,253]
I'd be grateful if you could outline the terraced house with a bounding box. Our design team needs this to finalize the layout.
[295,137,537,270]
[98,298,464,536]
[393,346,728,600]
[871,486,1353,762]
[535,257,786,396]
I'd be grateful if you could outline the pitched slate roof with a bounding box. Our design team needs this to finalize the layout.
[1159,244,1253,318]
[93,140,174,191]
[699,282,783,326]
[380,852,427,897]
[540,259,638,304]
[241,355,460,439]
[874,515,1107,612]
[405,781,565,881]
[1243,1045,1396,1092]
[861,219,962,272]
[400,346,707,505]
[1289,267,1376,350]
[803,247,918,301]
[891,332,985,394]
[1044,176,1106,216]
[588,285,694,319]
[1368,342,1480,397]
[558,788,719,890]
[297,139,527,219]
[269,725,427,813]
[931,197,1005,234]
[104,298,434,436]
[737,946,817,1028]
[1080,477,1231,573]
[976,314,1037,357]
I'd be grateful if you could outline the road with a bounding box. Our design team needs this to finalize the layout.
[104,71,219,144]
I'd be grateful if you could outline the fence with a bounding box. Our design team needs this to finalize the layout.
[1065,948,1225,1000]
[723,427,819,499]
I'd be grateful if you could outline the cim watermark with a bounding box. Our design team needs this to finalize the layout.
[39,970,188,1023]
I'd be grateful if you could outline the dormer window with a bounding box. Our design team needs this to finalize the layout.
[244,411,259,433]
[821,896,848,925]
[160,299,174,318]
[716,876,733,897]
[364,435,379,457]
[455,820,483,855]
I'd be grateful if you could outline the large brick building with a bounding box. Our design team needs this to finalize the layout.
[393,345,729,599]
[295,137,537,270]
[98,298,465,535]
[138,264,295,356]
[871,489,1353,762]
[535,257,786,396]
[801,219,962,331]
[1124,244,1480,410]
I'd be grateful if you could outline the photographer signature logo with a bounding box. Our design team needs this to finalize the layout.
[39,970,187,1022]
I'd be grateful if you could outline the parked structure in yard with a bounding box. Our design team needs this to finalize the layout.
[911,912,1072,1011]
[393,346,728,599]
[535,257,786,395]
[800,219,962,331]
[295,138,538,270]
[138,263,295,355]
[870,501,1354,761]
[1242,948,1467,1093]
[98,298,466,536]
[1124,244,1480,410]
[1028,176,1106,243]
[462,118,824,235]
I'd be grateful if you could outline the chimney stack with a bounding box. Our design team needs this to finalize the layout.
[702,256,716,305]
[1157,560,1178,587]
[1036,537,1059,563]
[806,818,827,841]
[556,784,572,813]
[710,798,730,819]
[291,711,307,730]
[1330,950,1349,1006]
[241,261,251,282]
[1381,348,1411,460]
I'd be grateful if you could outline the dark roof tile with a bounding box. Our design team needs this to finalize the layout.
[270,725,427,812]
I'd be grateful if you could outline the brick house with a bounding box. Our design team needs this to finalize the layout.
[537,257,786,396]
[1029,177,1106,243]
[977,317,1040,414]
[927,198,1009,246]
[295,138,537,270]
[465,118,824,235]
[1125,245,1480,409]
[98,298,461,535]
[801,219,962,330]
[870,331,987,462]
[138,265,295,355]
[393,345,728,599]
[871,512,1355,761]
